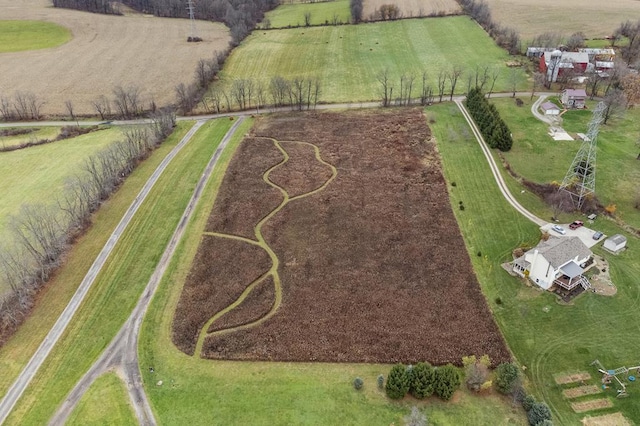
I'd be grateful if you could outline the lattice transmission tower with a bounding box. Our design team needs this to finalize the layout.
[558,101,606,209]
[187,0,199,41]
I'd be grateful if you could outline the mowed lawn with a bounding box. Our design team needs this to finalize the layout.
[0,20,71,53]
[429,103,640,424]
[66,373,136,426]
[138,113,526,425]
[216,16,527,104]
[264,0,351,28]
[492,97,640,230]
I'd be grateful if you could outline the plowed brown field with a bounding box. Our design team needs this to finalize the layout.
[174,109,510,365]
[0,0,229,116]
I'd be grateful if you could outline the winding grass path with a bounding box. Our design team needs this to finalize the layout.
[194,138,337,358]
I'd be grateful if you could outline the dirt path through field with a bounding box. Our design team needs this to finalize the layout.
[0,0,229,116]
[194,138,337,357]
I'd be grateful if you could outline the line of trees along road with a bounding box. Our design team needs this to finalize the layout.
[0,111,175,347]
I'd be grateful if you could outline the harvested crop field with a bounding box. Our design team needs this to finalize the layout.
[172,109,510,365]
[484,0,640,40]
[0,0,229,116]
[363,0,460,20]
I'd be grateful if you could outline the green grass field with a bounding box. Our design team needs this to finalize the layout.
[136,114,527,425]
[492,97,640,230]
[214,16,527,106]
[66,373,137,426]
[264,0,350,28]
[429,102,640,425]
[0,127,60,150]
[0,20,71,53]
[0,120,243,424]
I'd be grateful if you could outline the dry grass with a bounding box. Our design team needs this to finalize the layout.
[177,109,511,365]
[554,371,592,385]
[571,399,614,413]
[563,385,602,399]
[582,412,632,426]
[0,0,229,116]
[484,0,640,40]
[362,0,460,19]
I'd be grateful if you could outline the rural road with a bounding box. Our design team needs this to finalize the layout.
[0,93,555,424]
[454,99,547,227]
[47,117,246,425]
[531,94,553,125]
[0,119,207,425]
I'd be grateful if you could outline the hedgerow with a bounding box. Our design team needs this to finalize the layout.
[465,88,513,151]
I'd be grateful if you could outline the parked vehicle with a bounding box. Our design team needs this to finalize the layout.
[569,220,584,230]
[593,231,603,240]
[552,225,566,235]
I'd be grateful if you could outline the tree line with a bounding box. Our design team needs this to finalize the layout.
[54,0,279,47]
[376,65,502,107]
[455,0,520,55]
[0,111,175,344]
[199,76,321,114]
[465,87,513,151]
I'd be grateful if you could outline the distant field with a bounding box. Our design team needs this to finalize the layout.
[485,0,640,40]
[0,127,119,295]
[363,0,460,20]
[0,20,71,53]
[0,0,229,116]
[264,0,350,27]
[215,17,527,106]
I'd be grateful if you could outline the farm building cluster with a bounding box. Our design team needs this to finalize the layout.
[527,47,615,83]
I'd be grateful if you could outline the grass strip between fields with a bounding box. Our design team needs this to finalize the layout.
[66,372,137,426]
[2,119,237,424]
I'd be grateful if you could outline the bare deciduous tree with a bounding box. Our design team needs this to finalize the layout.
[437,69,447,103]
[602,88,627,125]
[377,69,393,107]
[92,95,111,120]
[448,65,464,101]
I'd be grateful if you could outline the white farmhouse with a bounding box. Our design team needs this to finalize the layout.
[513,237,592,291]
[604,234,627,254]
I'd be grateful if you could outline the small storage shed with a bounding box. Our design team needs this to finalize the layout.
[604,234,627,254]
[541,101,561,116]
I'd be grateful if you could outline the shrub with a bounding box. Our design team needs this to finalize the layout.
[527,402,552,425]
[410,362,435,399]
[377,374,385,389]
[353,377,364,390]
[462,355,490,392]
[495,362,520,394]
[434,364,461,400]
[522,394,537,412]
[386,364,410,399]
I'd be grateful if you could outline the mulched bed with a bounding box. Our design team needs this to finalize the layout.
[171,235,271,355]
[205,137,284,239]
[181,109,510,365]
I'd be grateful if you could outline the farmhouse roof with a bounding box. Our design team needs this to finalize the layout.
[606,234,627,245]
[595,61,615,69]
[579,48,615,56]
[535,236,591,269]
[564,89,587,98]
[544,51,589,66]
[541,101,560,111]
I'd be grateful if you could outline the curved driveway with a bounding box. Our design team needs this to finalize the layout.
[454,99,547,227]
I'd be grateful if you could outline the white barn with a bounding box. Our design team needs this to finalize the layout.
[604,234,627,254]
[513,237,592,291]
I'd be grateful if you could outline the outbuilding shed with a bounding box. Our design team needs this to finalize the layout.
[603,234,627,254]
[541,101,561,116]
